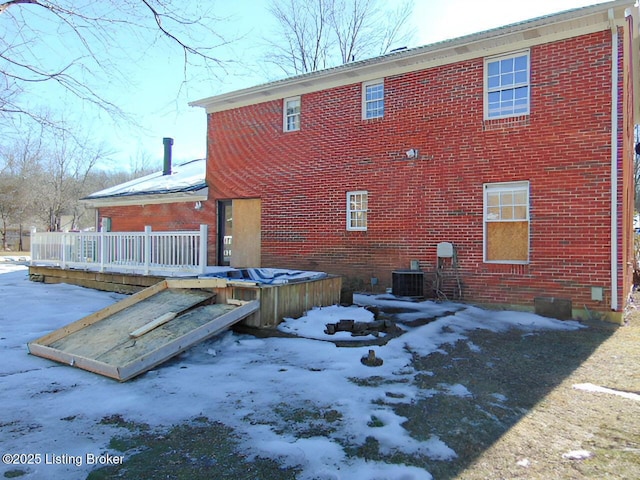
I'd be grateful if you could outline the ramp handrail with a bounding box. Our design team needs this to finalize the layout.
[30,225,208,276]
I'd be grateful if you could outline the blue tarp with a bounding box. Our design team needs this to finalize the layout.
[201,267,327,285]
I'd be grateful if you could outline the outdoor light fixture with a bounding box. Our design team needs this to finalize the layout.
[405,148,418,159]
[194,201,203,211]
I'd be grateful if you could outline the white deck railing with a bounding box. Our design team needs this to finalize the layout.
[30,225,208,276]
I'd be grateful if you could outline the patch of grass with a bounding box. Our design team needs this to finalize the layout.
[367,415,385,428]
[99,414,149,433]
[349,375,411,388]
[3,469,27,478]
[268,403,343,438]
[87,418,299,480]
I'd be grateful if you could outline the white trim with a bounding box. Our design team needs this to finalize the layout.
[609,8,619,310]
[484,49,530,120]
[79,189,209,208]
[347,190,368,231]
[283,96,301,132]
[483,181,530,264]
[362,79,384,120]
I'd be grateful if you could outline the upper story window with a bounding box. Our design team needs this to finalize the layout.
[347,191,368,231]
[283,96,300,132]
[485,51,530,119]
[362,79,384,119]
[484,181,530,263]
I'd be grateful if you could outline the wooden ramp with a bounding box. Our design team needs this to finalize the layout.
[28,279,260,381]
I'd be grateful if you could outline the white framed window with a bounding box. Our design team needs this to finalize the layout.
[483,181,530,263]
[347,191,368,231]
[283,96,300,132]
[485,51,530,119]
[362,79,384,119]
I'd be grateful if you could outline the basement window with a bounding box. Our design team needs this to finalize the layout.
[283,96,301,132]
[483,181,529,263]
[347,191,368,231]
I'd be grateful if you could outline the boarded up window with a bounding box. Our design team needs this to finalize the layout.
[484,182,529,263]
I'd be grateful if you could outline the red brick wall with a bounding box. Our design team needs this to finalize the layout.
[201,29,633,313]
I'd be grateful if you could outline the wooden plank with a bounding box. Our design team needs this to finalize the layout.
[45,289,215,359]
[166,278,230,289]
[117,300,260,381]
[129,312,177,338]
[31,280,168,346]
[165,277,259,288]
[227,298,250,306]
[28,343,121,380]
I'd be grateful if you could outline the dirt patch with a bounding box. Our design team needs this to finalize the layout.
[445,304,640,480]
[399,299,639,480]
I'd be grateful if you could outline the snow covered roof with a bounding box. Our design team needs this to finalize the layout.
[81,158,207,207]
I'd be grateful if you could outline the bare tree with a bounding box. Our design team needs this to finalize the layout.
[0,0,229,133]
[0,128,44,248]
[267,0,333,74]
[34,133,111,231]
[265,0,415,76]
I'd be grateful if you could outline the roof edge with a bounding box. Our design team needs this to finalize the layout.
[190,1,633,113]
[80,188,209,208]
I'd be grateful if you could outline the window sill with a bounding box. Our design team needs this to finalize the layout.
[482,262,531,275]
[483,115,530,131]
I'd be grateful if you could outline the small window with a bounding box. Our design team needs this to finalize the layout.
[283,96,300,132]
[362,80,384,119]
[484,181,529,263]
[347,191,368,231]
[485,51,530,119]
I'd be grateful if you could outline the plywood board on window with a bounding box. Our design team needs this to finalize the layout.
[486,221,529,262]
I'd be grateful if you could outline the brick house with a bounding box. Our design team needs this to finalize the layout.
[82,156,211,234]
[89,1,638,321]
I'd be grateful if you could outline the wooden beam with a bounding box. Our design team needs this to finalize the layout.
[129,312,177,338]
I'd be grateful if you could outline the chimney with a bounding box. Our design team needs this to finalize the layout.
[162,137,173,175]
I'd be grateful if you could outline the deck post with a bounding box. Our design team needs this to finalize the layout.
[199,224,208,274]
[61,233,67,270]
[99,231,106,272]
[29,227,35,266]
[144,226,152,276]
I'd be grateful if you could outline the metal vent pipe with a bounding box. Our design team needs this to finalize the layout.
[163,137,173,175]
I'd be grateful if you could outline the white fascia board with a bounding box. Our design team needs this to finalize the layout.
[79,188,208,208]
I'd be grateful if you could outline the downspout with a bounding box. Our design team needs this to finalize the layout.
[609,8,619,311]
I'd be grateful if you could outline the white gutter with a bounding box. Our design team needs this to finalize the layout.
[609,8,619,311]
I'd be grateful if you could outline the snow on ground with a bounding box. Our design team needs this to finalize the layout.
[0,265,584,479]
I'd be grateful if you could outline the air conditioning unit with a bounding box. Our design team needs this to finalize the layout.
[392,270,424,297]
